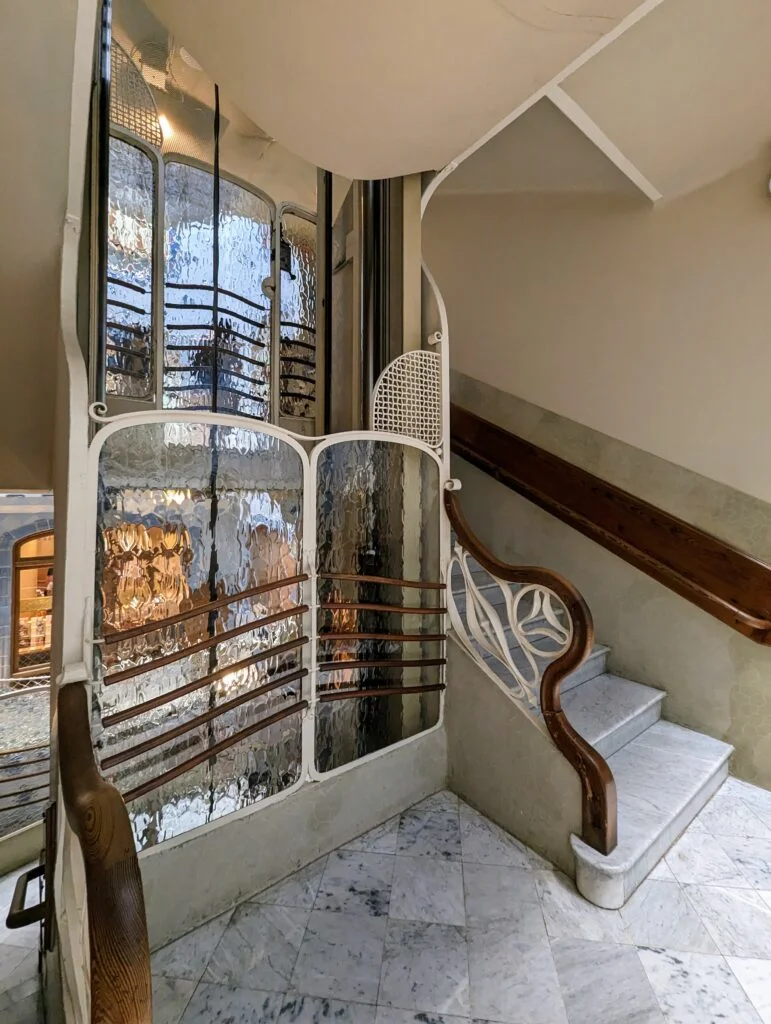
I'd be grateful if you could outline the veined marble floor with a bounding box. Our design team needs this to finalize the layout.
[151,779,771,1024]
[4,778,771,1023]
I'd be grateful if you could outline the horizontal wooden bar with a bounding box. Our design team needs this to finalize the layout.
[102,651,306,729]
[103,575,308,645]
[0,781,49,799]
[318,658,446,672]
[122,699,308,804]
[107,274,147,295]
[318,683,445,703]
[101,670,306,771]
[320,602,446,616]
[0,794,47,814]
[165,280,268,313]
[0,766,49,782]
[318,632,446,643]
[319,573,446,590]
[104,606,308,686]
[280,320,316,334]
[451,402,771,645]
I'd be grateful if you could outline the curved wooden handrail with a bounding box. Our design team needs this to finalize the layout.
[445,488,618,855]
[451,403,771,644]
[58,681,151,1024]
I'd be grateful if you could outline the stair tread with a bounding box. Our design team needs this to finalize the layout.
[562,674,665,755]
[572,720,732,903]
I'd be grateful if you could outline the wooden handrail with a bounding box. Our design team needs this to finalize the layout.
[58,680,151,1023]
[445,487,617,856]
[451,403,771,644]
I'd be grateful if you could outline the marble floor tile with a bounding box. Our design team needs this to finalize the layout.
[714,836,771,889]
[728,957,771,1024]
[279,994,377,1024]
[252,859,329,910]
[468,925,566,1024]
[0,973,42,1024]
[760,891,771,911]
[375,1011,467,1024]
[315,851,395,917]
[396,796,461,862]
[696,788,771,839]
[152,975,197,1024]
[619,880,718,953]
[551,938,664,1024]
[685,886,771,957]
[291,910,386,1003]
[459,803,535,869]
[342,818,400,855]
[389,855,464,926]
[649,860,678,883]
[463,863,543,936]
[638,948,762,1024]
[378,920,469,1016]
[666,831,750,887]
[203,904,308,992]
[151,910,233,983]
[0,945,35,995]
[180,983,284,1024]
[535,871,628,943]
[723,779,771,829]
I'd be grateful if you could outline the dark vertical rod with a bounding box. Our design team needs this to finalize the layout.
[94,0,113,406]
[211,84,221,413]
[322,170,333,434]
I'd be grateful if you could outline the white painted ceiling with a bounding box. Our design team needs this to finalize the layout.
[144,0,645,179]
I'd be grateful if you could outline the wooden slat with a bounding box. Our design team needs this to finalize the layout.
[104,606,307,686]
[103,574,308,645]
[317,658,446,672]
[318,683,445,702]
[451,402,771,644]
[122,700,308,804]
[102,647,307,728]
[319,573,446,590]
[319,632,446,643]
[320,602,446,616]
[101,671,306,771]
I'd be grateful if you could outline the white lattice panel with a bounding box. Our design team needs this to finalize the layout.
[110,42,163,150]
[372,350,442,448]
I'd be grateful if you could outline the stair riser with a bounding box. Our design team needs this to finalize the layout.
[561,647,608,692]
[592,698,665,759]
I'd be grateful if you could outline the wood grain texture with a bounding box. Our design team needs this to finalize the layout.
[451,403,771,644]
[445,488,617,856]
[58,681,152,1024]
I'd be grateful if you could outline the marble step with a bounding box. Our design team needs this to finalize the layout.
[561,674,665,759]
[572,720,732,909]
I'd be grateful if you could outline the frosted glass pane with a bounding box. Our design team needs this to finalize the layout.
[106,137,154,399]
[94,420,304,849]
[314,439,443,771]
[164,163,272,420]
[280,212,316,419]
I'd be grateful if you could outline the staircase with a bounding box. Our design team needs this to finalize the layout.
[450,557,733,910]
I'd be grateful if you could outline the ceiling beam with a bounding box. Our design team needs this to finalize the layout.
[547,85,662,202]
[424,0,668,211]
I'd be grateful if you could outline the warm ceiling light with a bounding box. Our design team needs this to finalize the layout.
[158,114,171,140]
[179,47,202,71]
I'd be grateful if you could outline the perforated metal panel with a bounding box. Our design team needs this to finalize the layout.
[110,41,163,149]
[372,350,442,448]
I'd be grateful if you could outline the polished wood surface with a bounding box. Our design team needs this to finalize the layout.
[445,488,617,856]
[451,403,771,644]
[319,573,446,590]
[318,683,445,702]
[58,681,152,1023]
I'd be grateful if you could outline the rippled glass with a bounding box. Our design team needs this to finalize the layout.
[314,439,443,771]
[95,420,304,849]
[106,137,154,399]
[163,163,272,420]
[280,212,316,421]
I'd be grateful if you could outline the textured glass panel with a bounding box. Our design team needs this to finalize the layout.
[106,137,154,399]
[280,212,316,420]
[314,440,442,771]
[94,420,304,849]
[164,163,272,420]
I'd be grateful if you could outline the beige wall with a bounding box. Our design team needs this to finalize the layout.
[449,372,771,789]
[424,157,771,505]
